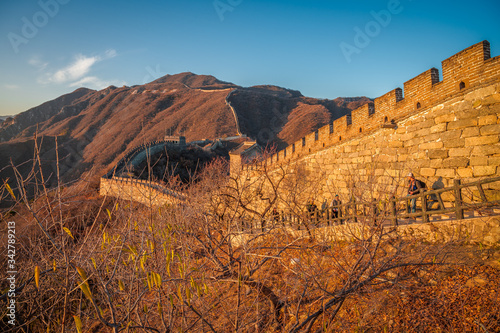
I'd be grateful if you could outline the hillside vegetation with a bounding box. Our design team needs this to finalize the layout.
[1,157,499,332]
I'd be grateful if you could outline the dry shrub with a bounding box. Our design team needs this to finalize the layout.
[0,157,498,333]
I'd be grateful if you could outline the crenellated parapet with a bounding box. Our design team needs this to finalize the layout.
[104,136,186,178]
[241,40,500,172]
[100,136,188,206]
[99,176,185,207]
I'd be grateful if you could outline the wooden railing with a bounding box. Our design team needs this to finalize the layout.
[256,177,500,231]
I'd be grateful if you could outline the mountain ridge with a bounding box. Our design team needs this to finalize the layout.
[0,73,371,187]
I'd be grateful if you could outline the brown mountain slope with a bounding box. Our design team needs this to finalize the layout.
[0,88,94,142]
[227,86,370,149]
[0,73,371,189]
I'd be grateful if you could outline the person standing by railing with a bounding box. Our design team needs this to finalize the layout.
[306,199,318,225]
[330,194,342,224]
[407,173,426,213]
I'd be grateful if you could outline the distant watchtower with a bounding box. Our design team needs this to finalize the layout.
[164,135,186,147]
[229,141,261,174]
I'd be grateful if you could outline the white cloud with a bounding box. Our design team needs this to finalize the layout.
[3,84,20,90]
[69,76,126,90]
[49,55,99,83]
[35,49,120,89]
[28,56,48,71]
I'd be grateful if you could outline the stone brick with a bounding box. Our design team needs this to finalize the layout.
[420,168,436,177]
[403,138,420,147]
[447,119,478,130]
[448,147,472,157]
[478,115,498,126]
[430,159,444,168]
[479,106,500,117]
[399,132,416,141]
[435,169,456,178]
[473,166,497,177]
[455,108,479,120]
[376,154,396,163]
[397,148,408,155]
[440,130,462,141]
[428,150,448,159]
[415,119,436,131]
[442,157,469,168]
[388,141,404,148]
[418,159,431,168]
[465,135,499,146]
[488,157,500,166]
[472,145,500,156]
[480,124,500,136]
[443,138,465,148]
[421,133,441,143]
[482,93,500,106]
[435,113,455,124]
[395,127,406,134]
[430,123,447,134]
[470,156,488,166]
[461,127,480,138]
[457,168,473,178]
[419,141,444,150]
[415,128,431,138]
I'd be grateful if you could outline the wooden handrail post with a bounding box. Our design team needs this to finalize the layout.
[420,189,428,223]
[390,197,397,226]
[352,199,358,223]
[477,184,487,202]
[454,179,464,220]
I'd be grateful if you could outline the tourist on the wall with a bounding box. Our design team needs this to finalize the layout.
[330,194,342,224]
[306,199,318,224]
[407,173,426,214]
[272,207,280,224]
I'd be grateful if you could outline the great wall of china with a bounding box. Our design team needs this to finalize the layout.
[236,40,500,205]
[101,41,500,224]
[99,136,188,206]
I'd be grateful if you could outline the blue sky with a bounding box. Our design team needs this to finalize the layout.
[1,0,499,116]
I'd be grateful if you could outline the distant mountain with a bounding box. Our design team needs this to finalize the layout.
[0,72,371,188]
[0,115,13,123]
[0,88,94,143]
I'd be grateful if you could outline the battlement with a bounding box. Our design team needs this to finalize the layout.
[241,40,500,171]
[99,176,185,207]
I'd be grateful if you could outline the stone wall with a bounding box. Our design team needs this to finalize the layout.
[99,177,184,207]
[236,41,500,207]
[260,41,499,165]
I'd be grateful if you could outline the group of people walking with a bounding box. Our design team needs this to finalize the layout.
[270,172,427,225]
[306,194,343,224]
